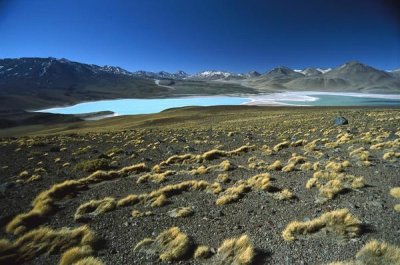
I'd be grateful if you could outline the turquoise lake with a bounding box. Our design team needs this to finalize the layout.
[280,94,400,106]
[38,96,250,115]
[37,93,400,116]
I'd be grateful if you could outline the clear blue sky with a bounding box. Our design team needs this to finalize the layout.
[0,0,399,73]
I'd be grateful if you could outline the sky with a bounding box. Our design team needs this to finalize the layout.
[0,0,399,73]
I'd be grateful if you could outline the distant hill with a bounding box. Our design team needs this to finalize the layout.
[0,57,399,111]
[246,61,400,93]
[0,57,255,111]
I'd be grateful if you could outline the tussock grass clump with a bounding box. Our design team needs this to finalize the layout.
[248,157,268,170]
[329,240,400,265]
[325,161,344,173]
[75,159,110,172]
[150,194,169,207]
[137,170,175,183]
[9,163,141,232]
[390,187,400,212]
[117,194,140,207]
[273,189,293,200]
[288,154,306,165]
[134,227,193,261]
[0,226,95,264]
[282,163,296,172]
[282,208,362,241]
[383,151,400,161]
[273,141,290,152]
[59,245,93,265]
[306,171,365,201]
[215,234,254,265]
[74,197,116,221]
[217,173,230,183]
[194,245,212,259]
[132,210,153,218]
[160,145,254,165]
[349,147,370,161]
[300,162,313,171]
[73,257,104,265]
[390,188,400,199]
[6,180,87,235]
[168,207,194,218]
[190,165,209,175]
[267,160,283,171]
[216,184,250,206]
[216,173,270,205]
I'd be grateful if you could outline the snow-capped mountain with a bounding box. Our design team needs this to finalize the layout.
[188,70,245,81]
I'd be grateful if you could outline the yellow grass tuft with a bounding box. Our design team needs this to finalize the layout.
[6,163,147,235]
[137,170,174,183]
[330,240,400,265]
[282,208,362,241]
[168,207,194,218]
[306,171,365,201]
[150,194,168,207]
[134,227,192,261]
[216,184,250,206]
[194,245,212,259]
[131,210,153,218]
[268,160,283,171]
[217,173,230,183]
[0,226,95,264]
[73,257,104,265]
[216,173,270,205]
[282,163,296,172]
[325,161,343,173]
[390,187,400,199]
[216,234,254,265]
[273,141,290,152]
[274,189,293,200]
[74,197,116,221]
[59,245,93,265]
[117,194,140,207]
[300,162,313,171]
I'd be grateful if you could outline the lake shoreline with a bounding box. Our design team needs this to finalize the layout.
[34,91,400,116]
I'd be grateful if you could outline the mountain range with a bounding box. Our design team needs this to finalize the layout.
[0,57,399,111]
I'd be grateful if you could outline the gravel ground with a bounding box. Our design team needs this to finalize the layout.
[0,107,399,265]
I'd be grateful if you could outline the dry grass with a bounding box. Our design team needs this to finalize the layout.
[273,141,290,152]
[134,227,193,261]
[150,194,169,207]
[160,145,254,165]
[6,163,147,235]
[117,194,140,207]
[131,210,153,218]
[267,160,283,171]
[215,234,254,265]
[74,197,116,221]
[59,245,93,265]
[390,187,400,199]
[282,208,362,241]
[168,207,194,218]
[273,189,293,200]
[217,173,230,183]
[194,245,212,259]
[0,226,95,264]
[73,257,104,265]
[75,158,110,172]
[306,171,365,201]
[216,173,270,205]
[282,163,296,172]
[329,240,400,265]
[137,170,174,183]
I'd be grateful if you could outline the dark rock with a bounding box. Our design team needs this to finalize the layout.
[334,116,348,126]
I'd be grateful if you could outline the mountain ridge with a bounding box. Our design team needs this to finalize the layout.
[0,57,399,111]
